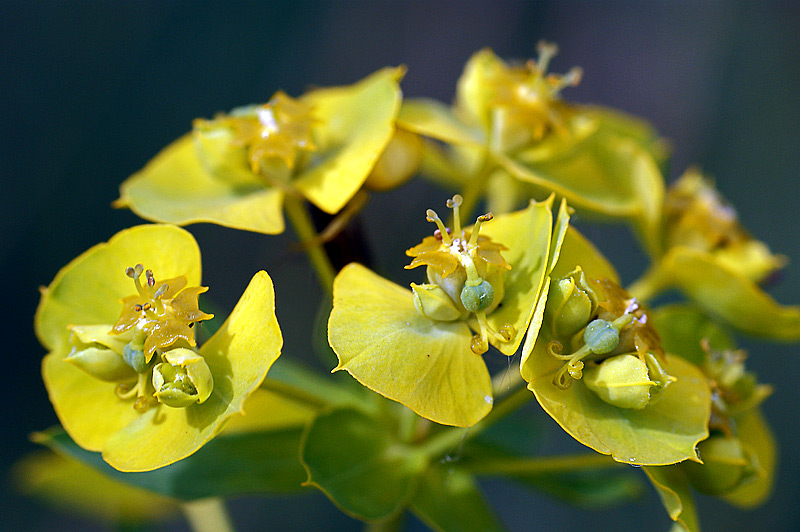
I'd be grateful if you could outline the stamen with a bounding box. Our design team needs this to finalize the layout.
[145,269,155,287]
[125,267,136,278]
[426,209,452,245]
[469,213,493,247]
[134,264,144,277]
[535,41,559,74]
[446,195,463,236]
[154,284,168,299]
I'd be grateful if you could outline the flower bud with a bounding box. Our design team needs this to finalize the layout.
[583,354,656,409]
[152,348,213,408]
[545,268,598,340]
[411,283,465,321]
[461,279,496,312]
[65,347,137,383]
[364,129,423,191]
[683,435,754,495]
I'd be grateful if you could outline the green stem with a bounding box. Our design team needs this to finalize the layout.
[364,514,405,532]
[283,193,336,296]
[463,453,621,476]
[419,385,532,459]
[259,378,329,410]
[182,498,235,532]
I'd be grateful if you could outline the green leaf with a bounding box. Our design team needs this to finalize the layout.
[300,406,427,521]
[411,464,508,532]
[644,466,701,532]
[398,98,484,146]
[12,449,179,523]
[34,420,309,500]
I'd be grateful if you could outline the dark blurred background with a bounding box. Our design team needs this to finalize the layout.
[2,1,799,531]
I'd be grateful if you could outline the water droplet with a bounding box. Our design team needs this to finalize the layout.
[484,395,493,404]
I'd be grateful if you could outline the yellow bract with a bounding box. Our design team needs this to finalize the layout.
[116,68,403,234]
[35,225,283,471]
[521,228,711,465]
[328,198,557,427]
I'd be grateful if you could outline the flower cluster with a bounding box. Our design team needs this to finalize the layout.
[26,43,798,532]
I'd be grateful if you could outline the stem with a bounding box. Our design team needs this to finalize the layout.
[419,386,532,459]
[259,378,329,410]
[463,453,621,476]
[182,498,235,532]
[365,514,405,532]
[283,193,336,295]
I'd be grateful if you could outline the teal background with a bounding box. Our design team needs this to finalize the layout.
[2,1,799,531]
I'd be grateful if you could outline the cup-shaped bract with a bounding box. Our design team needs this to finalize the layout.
[117,68,403,234]
[521,227,711,465]
[35,224,283,471]
[328,197,560,427]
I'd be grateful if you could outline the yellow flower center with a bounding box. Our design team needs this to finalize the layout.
[488,41,582,145]
[405,195,515,354]
[194,91,317,176]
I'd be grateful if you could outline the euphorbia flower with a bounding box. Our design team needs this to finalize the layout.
[520,226,711,465]
[35,224,282,471]
[397,43,666,251]
[629,168,800,340]
[116,68,403,234]
[328,195,563,427]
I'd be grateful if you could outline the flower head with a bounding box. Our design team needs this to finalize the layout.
[521,227,710,465]
[328,196,560,427]
[116,68,403,234]
[36,225,282,471]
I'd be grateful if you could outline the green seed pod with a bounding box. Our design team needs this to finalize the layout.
[411,283,464,321]
[583,354,656,409]
[123,342,148,373]
[683,435,754,495]
[152,348,214,408]
[583,319,620,354]
[460,279,495,312]
[545,268,598,340]
[65,347,138,383]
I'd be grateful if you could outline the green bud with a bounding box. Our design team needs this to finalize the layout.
[123,342,148,373]
[545,267,598,340]
[65,347,137,383]
[583,355,656,409]
[683,436,754,495]
[152,348,213,408]
[411,283,464,321]
[583,319,620,354]
[460,279,495,312]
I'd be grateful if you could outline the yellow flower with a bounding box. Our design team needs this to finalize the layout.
[397,44,666,251]
[629,168,800,340]
[35,224,282,471]
[328,195,561,427]
[116,68,403,234]
[521,226,710,465]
